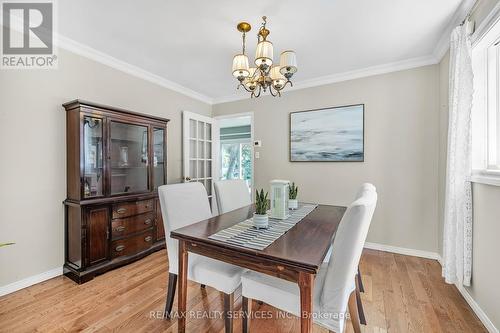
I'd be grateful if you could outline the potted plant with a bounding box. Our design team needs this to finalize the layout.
[0,242,14,248]
[254,189,270,229]
[289,182,299,210]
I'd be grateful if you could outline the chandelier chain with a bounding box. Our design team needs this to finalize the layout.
[242,32,246,55]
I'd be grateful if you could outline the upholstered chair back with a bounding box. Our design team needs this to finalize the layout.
[214,179,251,214]
[320,185,377,313]
[158,182,212,274]
[355,182,377,199]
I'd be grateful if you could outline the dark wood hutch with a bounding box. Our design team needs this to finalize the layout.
[63,100,169,283]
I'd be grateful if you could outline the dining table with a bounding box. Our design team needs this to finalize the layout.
[170,203,346,333]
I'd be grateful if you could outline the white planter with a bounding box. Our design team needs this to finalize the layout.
[289,199,298,210]
[253,213,269,229]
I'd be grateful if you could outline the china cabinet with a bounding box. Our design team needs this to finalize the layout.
[63,100,169,283]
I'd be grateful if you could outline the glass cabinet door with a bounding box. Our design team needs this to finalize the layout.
[83,116,104,198]
[110,121,149,195]
[153,127,166,190]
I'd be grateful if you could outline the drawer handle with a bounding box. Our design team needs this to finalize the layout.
[144,236,152,242]
[114,226,126,232]
[144,219,152,225]
[116,208,127,214]
[115,245,125,252]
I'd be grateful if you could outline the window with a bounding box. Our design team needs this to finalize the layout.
[218,121,253,191]
[471,17,500,184]
[220,141,252,188]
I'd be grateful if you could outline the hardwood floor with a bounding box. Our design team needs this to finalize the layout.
[0,249,487,333]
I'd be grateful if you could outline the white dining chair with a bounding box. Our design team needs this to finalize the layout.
[158,182,245,333]
[214,179,251,214]
[352,183,376,323]
[240,185,377,333]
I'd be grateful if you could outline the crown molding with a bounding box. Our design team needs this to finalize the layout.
[55,35,214,105]
[433,0,477,61]
[4,4,473,106]
[212,54,438,105]
[1,14,210,104]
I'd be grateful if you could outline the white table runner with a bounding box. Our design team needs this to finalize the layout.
[208,204,318,250]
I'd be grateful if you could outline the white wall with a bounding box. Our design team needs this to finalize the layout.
[214,65,441,253]
[0,48,211,287]
[467,183,500,329]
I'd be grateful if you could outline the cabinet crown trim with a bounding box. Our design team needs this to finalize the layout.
[62,99,170,123]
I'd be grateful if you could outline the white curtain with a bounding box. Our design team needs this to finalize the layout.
[442,22,473,287]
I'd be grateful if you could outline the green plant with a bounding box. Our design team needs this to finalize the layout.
[289,182,298,200]
[0,243,15,248]
[255,189,269,215]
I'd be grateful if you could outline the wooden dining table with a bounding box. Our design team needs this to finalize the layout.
[170,203,346,333]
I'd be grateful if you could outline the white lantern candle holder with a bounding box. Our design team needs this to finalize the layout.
[270,180,290,220]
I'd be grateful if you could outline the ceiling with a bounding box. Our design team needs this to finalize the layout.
[58,0,464,103]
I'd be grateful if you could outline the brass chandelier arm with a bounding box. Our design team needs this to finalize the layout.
[252,85,262,98]
[237,82,256,93]
[269,84,280,97]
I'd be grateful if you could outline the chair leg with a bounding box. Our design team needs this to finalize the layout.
[357,267,365,293]
[355,274,367,325]
[223,292,234,333]
[164,273,177,319]
[242,296,251,333]
[348,290,361,333]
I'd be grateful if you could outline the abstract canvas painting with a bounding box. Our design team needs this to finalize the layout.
[290,104,364,162]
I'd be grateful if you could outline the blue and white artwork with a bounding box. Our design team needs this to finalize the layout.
[290,105,364,162]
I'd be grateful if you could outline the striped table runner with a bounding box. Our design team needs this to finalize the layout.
[208,204,318,250]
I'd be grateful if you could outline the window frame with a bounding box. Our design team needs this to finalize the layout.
[471,14,500,186]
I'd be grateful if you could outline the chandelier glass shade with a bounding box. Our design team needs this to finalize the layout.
[232,16,297,98]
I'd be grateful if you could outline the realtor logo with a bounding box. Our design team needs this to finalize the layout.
[1,1,57,68]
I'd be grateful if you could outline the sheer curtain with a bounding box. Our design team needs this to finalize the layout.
[442,22,473,286]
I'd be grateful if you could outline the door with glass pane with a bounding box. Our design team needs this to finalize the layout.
[182,111,216,208]
[109,120,150,195]
[83,115,104,198]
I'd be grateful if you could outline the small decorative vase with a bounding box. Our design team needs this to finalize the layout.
[289,199,298,210]
[253,213,269,229]
[119,146,129,167]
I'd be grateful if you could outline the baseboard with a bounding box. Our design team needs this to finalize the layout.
[366,245,498,333]
[435,255,498,333]
[455,284,499,333]
[364,242,441,260]
[0,267,63,297]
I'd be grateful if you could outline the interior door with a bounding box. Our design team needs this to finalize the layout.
[183,111,217,209]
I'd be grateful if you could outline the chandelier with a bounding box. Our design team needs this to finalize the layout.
[232,16,297,98]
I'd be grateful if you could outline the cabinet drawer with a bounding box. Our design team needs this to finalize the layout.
[111,212,154,239]
[111,231,153,259]
[112,199,153,219]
